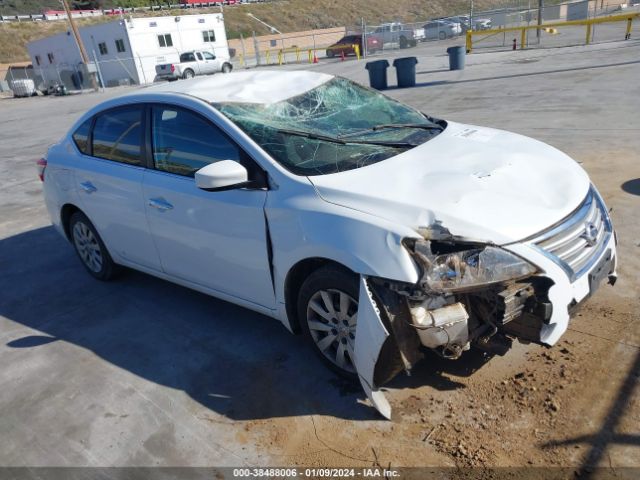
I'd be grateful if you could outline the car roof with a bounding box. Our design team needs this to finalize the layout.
[135,70,334,105]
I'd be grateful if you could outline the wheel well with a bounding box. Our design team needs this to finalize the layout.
[60,203,81,241]
[284,258,354,334]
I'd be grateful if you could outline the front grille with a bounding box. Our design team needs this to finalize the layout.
[530,188,612,280]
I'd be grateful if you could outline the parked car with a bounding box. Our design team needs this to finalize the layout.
[373,22,425,48]
[472,18,493,30]
[39,71,617,419]
[326,34,381,57]
[155,50,232,81]
[423,20,462,40]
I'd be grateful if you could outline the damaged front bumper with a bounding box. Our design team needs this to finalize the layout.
[354,188,617,418]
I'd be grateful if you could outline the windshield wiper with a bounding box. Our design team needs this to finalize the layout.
[276,128,416,148]
[338,123,444,139]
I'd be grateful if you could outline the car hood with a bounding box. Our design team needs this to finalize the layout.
[308,121,590,245]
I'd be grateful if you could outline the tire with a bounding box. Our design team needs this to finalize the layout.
[183,69,195,80]
[439,31,446,40]
[298,265,359,380]
[399,36,408,49]
[69,211,119,281]
[221,63,233,73]
[326,49,335,58]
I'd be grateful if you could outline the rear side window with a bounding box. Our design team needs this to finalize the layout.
[92,107,143,166]
[151,106,240,177]
[72,118,92,155]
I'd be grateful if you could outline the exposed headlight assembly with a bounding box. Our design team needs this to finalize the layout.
[408,240,537,292]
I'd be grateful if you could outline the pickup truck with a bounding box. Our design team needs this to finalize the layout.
[373,22,425,48]
[155,50,232,81]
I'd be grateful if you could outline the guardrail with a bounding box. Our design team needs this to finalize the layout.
[236,44,361,68]
[465,11,640,52]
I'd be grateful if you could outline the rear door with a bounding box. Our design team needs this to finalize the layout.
[73,106,162,271]
[142,104,275,308]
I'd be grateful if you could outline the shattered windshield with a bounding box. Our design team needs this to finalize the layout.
[213,77,444,176]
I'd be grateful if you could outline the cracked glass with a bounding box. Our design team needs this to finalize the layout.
[213,77,443,176]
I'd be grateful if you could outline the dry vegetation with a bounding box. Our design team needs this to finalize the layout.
[0,0,523,63]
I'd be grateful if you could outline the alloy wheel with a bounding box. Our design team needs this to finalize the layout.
[306,289,358,373]
[72,221,103,273]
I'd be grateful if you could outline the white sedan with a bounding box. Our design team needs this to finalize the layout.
[40,71,617,418]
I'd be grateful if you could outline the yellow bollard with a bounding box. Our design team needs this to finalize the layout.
[308,49,313,63]
[585,23,592,45]
[266,50,271,65]
[465,30,473,53]
[296,47,300,63]
[354,44,360,60]
[278,49,283,65]
[239,54,244,67]
[521,27,526,49]
[625,17,633,39]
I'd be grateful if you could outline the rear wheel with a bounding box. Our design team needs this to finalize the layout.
[183,69,195,80]
[69,212,119,281]
[399,36,408,49]
[326,49,335,58]
[298,266,359,379]
[439,31,446,40]
[221,63,232,73]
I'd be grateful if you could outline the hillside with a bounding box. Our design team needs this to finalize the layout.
[1,0,536,63]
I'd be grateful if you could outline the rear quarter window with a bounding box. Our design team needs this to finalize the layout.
[72,118,92,155]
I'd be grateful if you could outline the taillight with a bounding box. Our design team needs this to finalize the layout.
[170,64,175,73]
[37,158,47,182]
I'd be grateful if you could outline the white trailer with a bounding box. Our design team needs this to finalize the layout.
[27,13,229,89]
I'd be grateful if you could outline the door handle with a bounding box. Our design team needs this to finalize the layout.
[148,198,173,212]
[80,181,97,194]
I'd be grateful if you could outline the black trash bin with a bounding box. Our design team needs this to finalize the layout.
[446,46,466,71]
[365,59,390,90]
[393,56,418,88]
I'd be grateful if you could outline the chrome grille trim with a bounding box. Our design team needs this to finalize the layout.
[528,187,612,281]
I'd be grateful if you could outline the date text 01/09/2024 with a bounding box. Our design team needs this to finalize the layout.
[232,468,401,477]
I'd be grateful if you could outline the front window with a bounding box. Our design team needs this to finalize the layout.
[98,42,108,55]
[214,77,444,176]
[151,106,240,177]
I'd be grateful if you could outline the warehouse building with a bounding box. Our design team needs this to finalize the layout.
[27,13,229,88]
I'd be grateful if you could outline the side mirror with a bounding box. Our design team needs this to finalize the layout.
[195,160,249,191]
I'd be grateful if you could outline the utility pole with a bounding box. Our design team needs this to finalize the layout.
[61,0,98,90]
[469,0,474,31]
[537,0,544,39]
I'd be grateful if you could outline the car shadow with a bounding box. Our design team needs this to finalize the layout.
[1,226,486,421]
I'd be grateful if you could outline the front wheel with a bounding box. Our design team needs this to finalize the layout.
[298,266,359,379]
[221,63,233,73]
[69,212,119,281]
